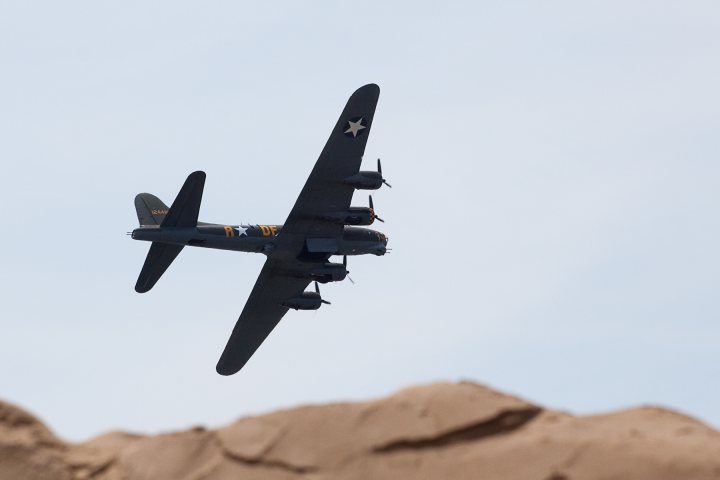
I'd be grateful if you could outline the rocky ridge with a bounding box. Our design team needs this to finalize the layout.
[2,382,720,479]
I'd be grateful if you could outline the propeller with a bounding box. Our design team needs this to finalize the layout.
[378,158,392,188]
[368,195,385,223]
[314,281,331,305]
[343,255,355,284]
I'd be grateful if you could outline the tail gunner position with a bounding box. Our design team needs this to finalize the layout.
[129,84,390,375]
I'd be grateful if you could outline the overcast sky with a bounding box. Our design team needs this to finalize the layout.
[1,1,719,441]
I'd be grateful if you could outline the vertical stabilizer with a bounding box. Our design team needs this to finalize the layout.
[134,194,169,225]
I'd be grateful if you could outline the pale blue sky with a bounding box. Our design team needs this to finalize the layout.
[1,1,719,441]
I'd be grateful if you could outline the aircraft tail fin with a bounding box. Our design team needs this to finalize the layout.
[133,171,206,293]
[161,171,206,227]
[134,193,169,226]
[135,242,184,293]
[135,172,210,227]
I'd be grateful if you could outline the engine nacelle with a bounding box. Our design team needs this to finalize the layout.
[282,292,323,310]
[309,262,348,283]
[323,207,375,226]
[344,171,383,190]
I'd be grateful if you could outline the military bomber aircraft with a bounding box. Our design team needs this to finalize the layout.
[130,84,389,375]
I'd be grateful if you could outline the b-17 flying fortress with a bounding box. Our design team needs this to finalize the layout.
[130,84,389,375]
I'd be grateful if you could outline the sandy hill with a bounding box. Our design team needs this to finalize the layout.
[2,381,720,479]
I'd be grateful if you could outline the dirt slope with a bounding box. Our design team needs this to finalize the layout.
[2,382,720,479]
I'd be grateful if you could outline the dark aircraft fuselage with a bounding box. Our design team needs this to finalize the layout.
[132,224,388,257]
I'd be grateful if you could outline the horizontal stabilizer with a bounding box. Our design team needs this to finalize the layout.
[162,171,206,228]
[135,242,184,293]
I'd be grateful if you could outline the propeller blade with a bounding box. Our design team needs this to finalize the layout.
[314,281,331,305]
[369,195,384,222]
[347,275,355,285]
[377,158,392,188]
[343,255,352,283]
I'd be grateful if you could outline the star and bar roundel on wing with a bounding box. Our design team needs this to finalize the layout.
[343,117,367,138]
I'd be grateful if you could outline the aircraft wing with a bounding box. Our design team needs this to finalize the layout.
[216,259,311,375]
[216,85,380,375]
[280,83,380,238]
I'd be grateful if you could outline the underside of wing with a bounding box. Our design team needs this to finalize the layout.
[280,84,380,239]
[216,260,311,375]
[216,85,381,375]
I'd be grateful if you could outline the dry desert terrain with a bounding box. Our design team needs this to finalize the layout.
[2,381,720,479]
